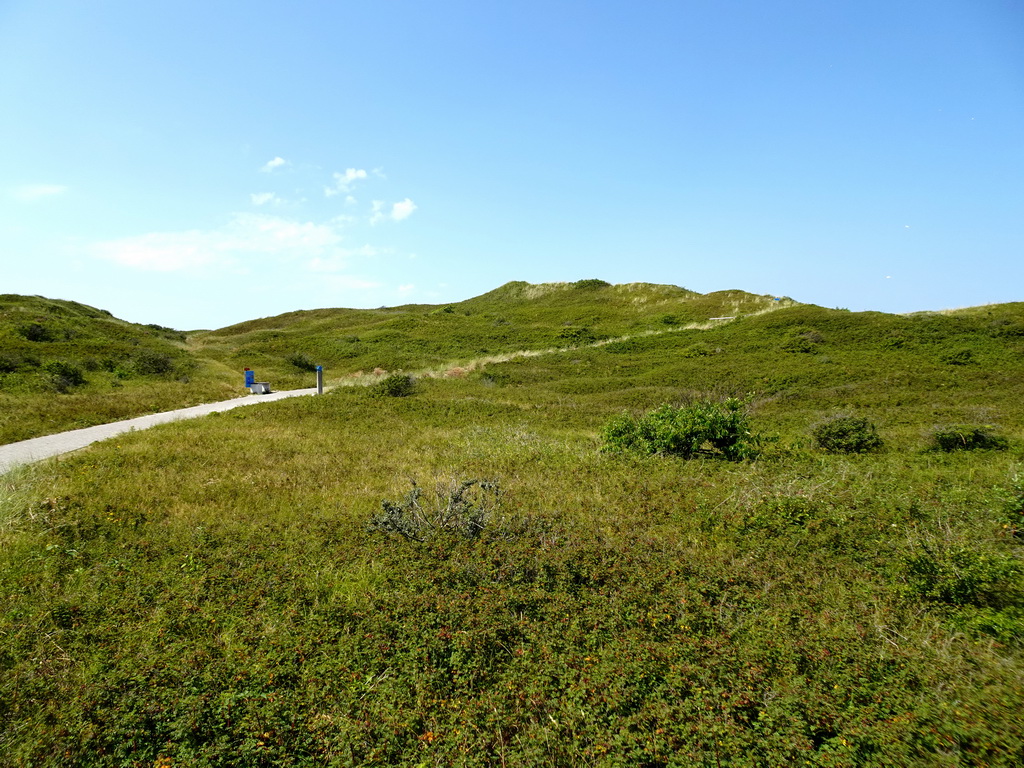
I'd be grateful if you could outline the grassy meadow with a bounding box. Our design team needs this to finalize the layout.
[2,282,1024,766]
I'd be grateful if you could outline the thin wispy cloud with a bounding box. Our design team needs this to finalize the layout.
[324,168,368,197]
[12,184,68,201]
[260,157,288,172]
[250,192,278,206]
[308,244,386,273]
[92,213,348,273]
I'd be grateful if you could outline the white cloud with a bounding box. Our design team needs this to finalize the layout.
[12,184,68,201]
[391,198,417,221]
[370,198,417,225]
[260,157,288,172]
[325,168,368,197]
[397,284,415,296]
[307,244,385,273]
[92,213,347,273]
[250,192,278,206]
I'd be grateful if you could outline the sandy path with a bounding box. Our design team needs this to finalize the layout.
[0,388,318,474]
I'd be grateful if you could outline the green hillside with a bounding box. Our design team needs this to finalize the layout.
[1,282,794,444]
[2,284,1023,766]
[188,280,796,384]
[0,295,239,443]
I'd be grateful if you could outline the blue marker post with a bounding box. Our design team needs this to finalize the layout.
[316,365,323,395]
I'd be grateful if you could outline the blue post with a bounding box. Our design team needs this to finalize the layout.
[316,365,323,395]
[244,369,255,388]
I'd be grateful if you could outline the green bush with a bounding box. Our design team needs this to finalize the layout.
[1004,473,1024,538]
[0,353,22,373]
[130,350,176,376]
[928,425,1008,452]
[904,546,1021,609]
[811,415,883,454]
[781,327,824,353]
[556,326,597,345]
[286,352,318,371]
[602,398,757,460]
[16,322,53,342]
[371,373,415,397]
[941,348,975,365]
[42,360,86,392]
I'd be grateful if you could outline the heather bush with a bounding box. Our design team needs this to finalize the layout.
[371,372,415,397]
[42,360,86,392]
[811,415,883,454]
[286,352,318,371]
[602,398,757,460]
[928,424,1008,452]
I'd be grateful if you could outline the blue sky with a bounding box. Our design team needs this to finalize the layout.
[2,0,1021,329]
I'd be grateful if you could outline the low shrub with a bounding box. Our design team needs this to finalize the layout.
[781,327,824,353]
[42,360,86,392]
[129,350,176,376]
[903,546,1021,609]
[1003,472,1024,538]
[941,348,975,365]
[16,322,53,342]
[928,425,1008,453]
[287,352,318,371]
[367,479,500,542]
[557,326,597,345]
[371,373,415,397]
[0,353,22,373]
[602,398,757,460]
[811,415,883,454]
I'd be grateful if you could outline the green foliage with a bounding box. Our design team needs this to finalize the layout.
[16,321,54,342]
[928,424,1009,452]
[286,351,318,371]
[122,349,177,377]
[367,479,500,542]
[371,373,416,397]
[573,278,611,289]
[811,415,884,454]
[781,326,825,353]
[602,398,757,460]
[556,326,598,345]
[42,360,86,392]
[941,348,975,365]
[1003,472,1024,538]
[903,546,1021,609]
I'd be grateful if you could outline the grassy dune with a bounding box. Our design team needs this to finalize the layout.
[1,285,1023,766]
[1,282,793,444]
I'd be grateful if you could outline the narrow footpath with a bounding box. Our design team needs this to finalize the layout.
[0,388,318,474]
